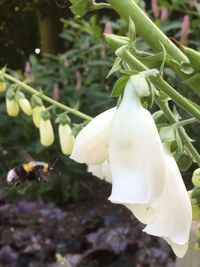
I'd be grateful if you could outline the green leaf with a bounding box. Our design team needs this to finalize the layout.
[69,0,93,17]
[176,151,193,172]
[181,62,194,75]
[128,17,136,44]
[184,73,200,96]
[153,110,167,124]
[171,118,198,128]
[111,76,129,97]
[106,57,122,79]
[159,126,176,143]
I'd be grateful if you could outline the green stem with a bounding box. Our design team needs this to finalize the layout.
[117,48,200,121]
[106,0,188,63]
[92,1,111,10]
[156,98,200,167]
[2,72,92,121]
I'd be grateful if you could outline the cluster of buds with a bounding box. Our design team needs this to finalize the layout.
[3,86,75,155]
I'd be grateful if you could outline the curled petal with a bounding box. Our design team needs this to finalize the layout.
[71,107,116,165]
[109,80,165,205]
[143,152,192,257]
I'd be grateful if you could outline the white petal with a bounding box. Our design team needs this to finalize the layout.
[109,80,166,205]
[125,203,158,224]
[70,107,116,165]
[164,237,188,258]
[143,152,192,257]
[88,160,112,184]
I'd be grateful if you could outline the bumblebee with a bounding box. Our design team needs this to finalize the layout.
[6,161,54,186]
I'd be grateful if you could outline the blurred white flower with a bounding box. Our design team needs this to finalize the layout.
[70,107,116,165]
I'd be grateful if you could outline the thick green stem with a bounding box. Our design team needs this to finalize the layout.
[156,98,200,167]
[106,0,188,63]
[2,72,92,121]
[118,48,200,121]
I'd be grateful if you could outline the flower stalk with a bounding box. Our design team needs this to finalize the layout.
[0,71,92,121]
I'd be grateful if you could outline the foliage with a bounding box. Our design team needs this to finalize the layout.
[0,16,120,201]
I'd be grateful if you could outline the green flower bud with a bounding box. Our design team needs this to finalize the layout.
[104,34,129,50]
[192,168,200,186]
[194,242,200,251]
[195,228,200,239]
[188,190,200,221]
[0,79,6,92]
[58,124,74,155]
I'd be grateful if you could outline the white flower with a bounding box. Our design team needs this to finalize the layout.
[108,80,166,206]
[70,107,116,165]
[143,151,192,258]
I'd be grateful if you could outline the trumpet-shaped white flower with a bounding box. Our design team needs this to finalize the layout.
[70,76,191,258]
[143,151,192,258]
[108,80,166,206]
[70,107,116,165]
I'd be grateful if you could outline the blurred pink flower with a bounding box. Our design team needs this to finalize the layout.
[103,22,113,34]
[26,74,35,82]
[53,83,60,101]
[151,0,160,19]
[160,8,168,21]
[180,15,190,45]
[25,61,31,73]
[75,70,82,91]
[64,58,70,68]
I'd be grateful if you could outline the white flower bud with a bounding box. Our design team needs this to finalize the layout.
[6,98,19,117]
[58,124,74,155]
[40,118,54,147]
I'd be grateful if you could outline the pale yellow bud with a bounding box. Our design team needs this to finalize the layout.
[18,98,32,116]
[32,106,45,128]
[0,81,6,92]
[58,124,75,155]
[40,119,54,147]
[6,98,19,117]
